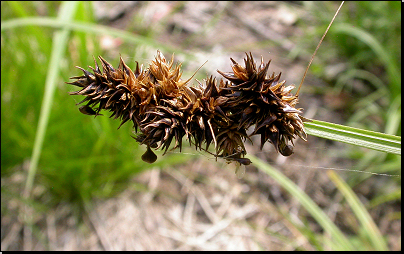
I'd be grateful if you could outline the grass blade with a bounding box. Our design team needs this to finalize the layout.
[304,119,401,155]
[24,2,79,197]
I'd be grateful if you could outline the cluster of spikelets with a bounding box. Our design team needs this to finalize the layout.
[68,50,307,165]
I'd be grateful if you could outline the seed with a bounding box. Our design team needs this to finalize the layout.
[141,146,157,163]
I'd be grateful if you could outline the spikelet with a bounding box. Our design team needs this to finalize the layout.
[67,51,307,165]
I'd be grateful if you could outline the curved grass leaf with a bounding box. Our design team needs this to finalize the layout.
[1,17,193,59]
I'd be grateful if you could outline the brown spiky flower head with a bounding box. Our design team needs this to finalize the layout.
[68,51,307,166]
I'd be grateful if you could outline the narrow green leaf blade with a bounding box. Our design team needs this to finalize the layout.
[24,2,79,197]
[304,119,401,155]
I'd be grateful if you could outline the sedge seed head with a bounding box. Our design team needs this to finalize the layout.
[68,51,306,165]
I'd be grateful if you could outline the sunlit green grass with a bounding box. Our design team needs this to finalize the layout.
[1,1,400,251]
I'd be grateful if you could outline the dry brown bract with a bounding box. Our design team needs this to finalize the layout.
[68,51,307,165]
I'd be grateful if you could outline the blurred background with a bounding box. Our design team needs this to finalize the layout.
[1,1,401,251]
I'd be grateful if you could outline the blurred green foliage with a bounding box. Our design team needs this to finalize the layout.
[1,1,190,206]
[295,1,401,192]
[299,1,401,135]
